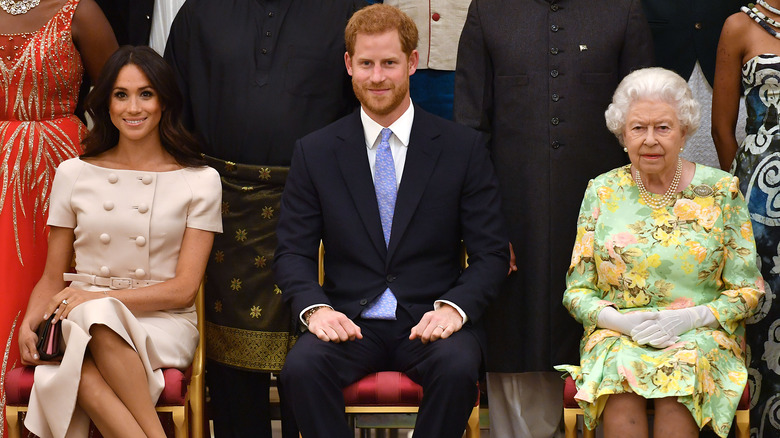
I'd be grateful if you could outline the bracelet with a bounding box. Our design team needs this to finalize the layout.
[303,306,323,326]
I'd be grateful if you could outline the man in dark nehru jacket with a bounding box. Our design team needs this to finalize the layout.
[164,0,362,436]
[455,0,653,436]
[273,4,509,437]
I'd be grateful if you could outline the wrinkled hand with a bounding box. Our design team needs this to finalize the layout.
[45,287,102,322]
[410,304,463,344]
[508,242,517,276]
[597,306,658,336]
[307,307,362,343]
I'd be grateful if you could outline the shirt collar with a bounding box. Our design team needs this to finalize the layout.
[360,102,415,149]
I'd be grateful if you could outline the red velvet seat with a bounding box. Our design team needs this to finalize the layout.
[563,375,749,438]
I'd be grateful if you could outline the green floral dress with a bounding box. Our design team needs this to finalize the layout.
[555,164,764,437]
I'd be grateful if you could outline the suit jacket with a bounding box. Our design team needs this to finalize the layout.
[641,0,747,86]
[454,0,653,372]
[273,106,509,341]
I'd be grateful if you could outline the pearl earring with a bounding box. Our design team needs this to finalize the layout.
[623,147,628,153]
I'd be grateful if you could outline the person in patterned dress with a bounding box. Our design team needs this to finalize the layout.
[713,2,780,435]
[557,67,763,438]
[0,1,116,435]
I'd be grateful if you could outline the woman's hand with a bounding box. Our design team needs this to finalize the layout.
[44,287,103,322]
[597,306,659,336]
[18,315,63,366]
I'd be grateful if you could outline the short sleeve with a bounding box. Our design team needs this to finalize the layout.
[184,166,223,233]
[47,158,83,229]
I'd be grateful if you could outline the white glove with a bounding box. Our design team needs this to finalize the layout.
[630,306,718,348]
[597,306,658,336]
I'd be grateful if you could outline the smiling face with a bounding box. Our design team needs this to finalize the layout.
[345,30,418,126]
[623,99,687,181]
[109,64,162,145]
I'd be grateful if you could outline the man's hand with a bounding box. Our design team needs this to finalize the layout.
[508,242,517,276]
[410,303,463,344]
[307,307,363,343]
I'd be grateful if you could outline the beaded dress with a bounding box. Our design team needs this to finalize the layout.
[733,7,780,437]
[0,0,87,431]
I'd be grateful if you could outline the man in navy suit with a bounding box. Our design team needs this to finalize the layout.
[273,4,509,437]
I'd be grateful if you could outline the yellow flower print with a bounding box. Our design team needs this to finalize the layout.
[624,254,661,289]
[652,366,683,393]
[250,306,262,318]
[623,289,651,307]
[681,261,694,274]
[697,206,721,230]
[728,371,746,385]
[653,227,681,247]
[741,221,754,241]
[584,329,621,352]
[597,260,623,286]
[701,369,717,395]
[673,349,697,365]
[729,177,740,194]
[685,241,708,263]
[570,229,594,267]
[597,186,614,203]
[673,198,700,221]
[651,208,675,227]
[693,195,715,209]
[712,330,743,357]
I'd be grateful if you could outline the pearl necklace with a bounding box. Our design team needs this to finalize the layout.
[634,158,682,210]
[0,0,41,15]
[760,0,780,15]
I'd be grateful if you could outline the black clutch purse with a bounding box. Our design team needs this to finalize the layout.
[36,314,63,361]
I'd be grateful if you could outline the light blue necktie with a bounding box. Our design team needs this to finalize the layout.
[361,128,398,320]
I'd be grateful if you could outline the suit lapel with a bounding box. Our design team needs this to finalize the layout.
[387,110,442,263]
[335,111,387,257]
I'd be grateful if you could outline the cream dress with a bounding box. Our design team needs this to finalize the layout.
[24,158,222,438]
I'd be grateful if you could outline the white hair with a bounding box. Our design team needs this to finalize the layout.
[604,67,701,143]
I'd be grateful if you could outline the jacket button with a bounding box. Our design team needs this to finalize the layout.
[103,201,114,211]
[551,117,560,126]
[552,140,560,149]
[550,24,559,32]
[550,47,559,55]
[386,274,396,282]
[138,203,149,214]
[551,93,560,102]
[694,22,703,30]
[108,173,118,184]
[550,3,559,11]
[432,12,440,21]
[550,69,559,78]
[360,299,368,306]
[100,233,111,244]
[136,236,147,247]
[100,266,110,276]
[142,175,153,185]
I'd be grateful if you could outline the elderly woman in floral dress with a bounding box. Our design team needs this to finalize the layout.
[556,67,763,438]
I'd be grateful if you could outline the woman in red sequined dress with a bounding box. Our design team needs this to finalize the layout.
[0,0,116,434]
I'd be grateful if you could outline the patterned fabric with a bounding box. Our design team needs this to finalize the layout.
[201,155,296,371]
[555,164,763,438]
[0,1,86,435]
[732,50,780,438]
[362,128,398,320]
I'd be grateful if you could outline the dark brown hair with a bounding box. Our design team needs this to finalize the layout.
[81,46,204,167]
[345,4,418,57]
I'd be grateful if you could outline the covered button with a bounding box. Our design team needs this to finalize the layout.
[135,268,146,277]
[103,201,114,211]
[141,175,153,185]
[100,233,111,244]
[135,236,146,247]
[138,203,149,214]
[100,266,110,276]
[108,173,118,184]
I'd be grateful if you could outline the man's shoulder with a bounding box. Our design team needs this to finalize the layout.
[298,110,361,146]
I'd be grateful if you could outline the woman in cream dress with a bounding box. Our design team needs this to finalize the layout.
[16,46,221,438]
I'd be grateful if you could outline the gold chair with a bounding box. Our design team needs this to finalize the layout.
[4,283,206,438]
[317,243,480,437]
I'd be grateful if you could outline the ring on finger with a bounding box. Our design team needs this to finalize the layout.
[61,299,69,305]
[437,324,446,330]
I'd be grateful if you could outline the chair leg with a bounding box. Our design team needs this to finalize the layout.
[465,405,480,438]
[5,406,21,438]
[735,409,749,438]
[563,408,578,438]
[171,406,187,438]
[583,422,596,438]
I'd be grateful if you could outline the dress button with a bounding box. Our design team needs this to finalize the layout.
[141,175,153,185]
[135,236,146,247]
[135,268,146,278]
[551,24,559,32]
[550,47,559,55]
[103,201,114,211]
[694,22,703,30]
[551,117,560,126]
[551,93,560,102]
[550,3,559,11]
[360,299,368,306]
[552,140,560,149]
[100,266,110,276]
[138,203,149,214]
[100,233,111,244]
[432,12,440,21]
[550,69,559,78]
[108,173,118,184]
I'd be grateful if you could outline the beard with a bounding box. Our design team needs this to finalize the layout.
[352,78,409,117]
